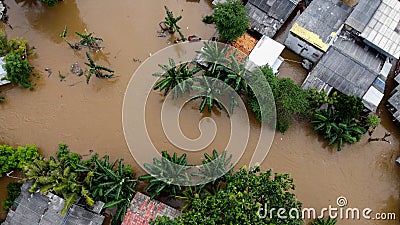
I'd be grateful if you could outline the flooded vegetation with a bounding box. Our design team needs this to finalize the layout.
[0,0,399,224]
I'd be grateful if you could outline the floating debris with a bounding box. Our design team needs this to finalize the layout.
[58,71,66,82]
[45,68,52,77]
[132,58,142,63]
[70,62,83,76]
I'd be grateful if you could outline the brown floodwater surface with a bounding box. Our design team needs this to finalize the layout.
[0,0,399,224]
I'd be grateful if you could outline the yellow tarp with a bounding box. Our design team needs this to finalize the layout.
[290,23,337,52]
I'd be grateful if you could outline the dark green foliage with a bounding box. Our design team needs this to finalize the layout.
[3,52,33,89]
[195,41,230,74]
[333,93,364,121]
[190,75,227,113]
[311,106,366,151]
[78,155,137,225]
[164,6,185,41]
[153,58,200,99]
[311,217,337,225]
[39,0,61,7]
[3,182,22,211]
[248,66,309,132]
[152,166,302,225]
[139,151,188,199]
[75,30,103,51]
[23,144,94,215]
[202,15,215,24]
[213,0,249,42]
[0,144,40,176]
[84,52,114,84]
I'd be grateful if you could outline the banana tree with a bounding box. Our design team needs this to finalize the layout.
[163,6,186,41]
[75,29,103,51]
[77,155,137,225]
[189,75,228,113]
[84,52,114,84]
[196,41,230,75]
[153,58,201,99]
[139,151,189,199]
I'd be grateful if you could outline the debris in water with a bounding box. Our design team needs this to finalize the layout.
[70,62,83,76]
[132,58,142,63]
[45,68,52,77]
[58,71,66,82]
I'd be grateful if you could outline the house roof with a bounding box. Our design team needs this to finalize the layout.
[345,0,380,33]
[290,0,352,51]
[360,0,400,59]
[230,33,258,56]
[302,35,385,111]
[246,0,300,37]
[121,192,181,225]
[388,85,400,121]
[249,35,284,70]
[2,182,105,225]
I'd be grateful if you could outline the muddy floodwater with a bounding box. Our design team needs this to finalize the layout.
[0,0,399,224]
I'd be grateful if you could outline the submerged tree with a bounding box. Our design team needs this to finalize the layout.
[82,52,114,84]
[163,6,186,41]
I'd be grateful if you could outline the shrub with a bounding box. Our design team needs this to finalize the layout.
[3,182,22,211]
[366,114,380,129]
[0,144,40,176]
[3,52,33,89]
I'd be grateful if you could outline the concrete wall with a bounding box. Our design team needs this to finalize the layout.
[284,32,324,63]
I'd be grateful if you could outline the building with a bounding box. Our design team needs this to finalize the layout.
[248,35,285,74]
[245,0,300,38]
[387,72,400,122]
[345,0,400,60]
[2,182,105,225]
[121,192,181,225]
[302,32,388,112]
[284,0,352,63]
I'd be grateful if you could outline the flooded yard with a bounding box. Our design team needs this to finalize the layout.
[0,0,399,224]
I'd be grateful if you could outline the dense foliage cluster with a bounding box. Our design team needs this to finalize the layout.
[213,0,249,42]
[3,182,22,211]
[22,144,136,225]
[310,217,337,225]
[151,165,302,225]
[0,144,40,176]
[308,90,368,151]
[0,30,35,89]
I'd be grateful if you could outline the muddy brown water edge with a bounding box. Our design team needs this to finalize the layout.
[0,0,399,224]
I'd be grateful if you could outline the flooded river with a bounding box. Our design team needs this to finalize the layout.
[0,0,399,224]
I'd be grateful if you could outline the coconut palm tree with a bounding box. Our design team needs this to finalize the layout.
[153,58,201,99]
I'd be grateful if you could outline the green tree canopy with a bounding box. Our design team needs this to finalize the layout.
[152,166,302,225]
[213,0,249,42]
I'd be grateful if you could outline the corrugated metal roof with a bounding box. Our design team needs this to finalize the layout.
[361,0,400,59]
[345,0,380,33]
[388,86,400,121]
[246,0,299,37]
[2,182,105,225]
[302,35,385,111]
[291,0,353,51]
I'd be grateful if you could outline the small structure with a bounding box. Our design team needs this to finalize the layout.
[248,35,285,74]
[345,0,400,59]
[121,192,181,225]
[302,33,387,112]
[245,0,300,38]
[284,0,353,63]
[387,72,400,122]
[2,182,105,225]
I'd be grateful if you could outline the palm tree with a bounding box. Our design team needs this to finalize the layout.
[153,58,201,99]
[222,54,249,94]
[196,41,230,75]
[164,6,186,41]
